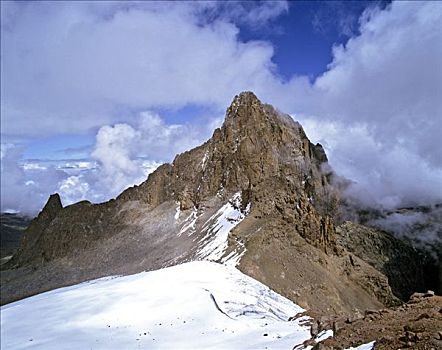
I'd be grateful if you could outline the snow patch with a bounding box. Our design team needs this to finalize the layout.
[220,242,246,267]
[295,328,334,350]
[174,202,181,220]
[197,192,249,263]
[217,184,224,197]
[315,329,333,342]
[345,341,376,350]
[178,207,199,236]
[201,150,209,169]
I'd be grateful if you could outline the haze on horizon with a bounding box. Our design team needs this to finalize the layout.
[1,1,441,215]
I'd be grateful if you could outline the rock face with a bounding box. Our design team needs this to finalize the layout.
[336,222,427,301]
[0,92,422,315]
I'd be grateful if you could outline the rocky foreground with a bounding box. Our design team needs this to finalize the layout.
[300,292,442,350]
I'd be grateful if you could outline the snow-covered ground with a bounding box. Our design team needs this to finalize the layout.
[1,261,311,350]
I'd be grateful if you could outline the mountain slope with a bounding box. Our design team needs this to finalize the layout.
[1,92,418,314]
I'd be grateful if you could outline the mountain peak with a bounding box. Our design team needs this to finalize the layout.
[4,193,63,268]
[223,91,298,135]
[43,194,63,218]
[233,91,260,104]
[222,93,288,152]
[224,91,263,125]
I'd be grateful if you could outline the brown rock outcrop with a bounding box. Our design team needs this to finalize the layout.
[6,194,63,266]
[299,292,442,350]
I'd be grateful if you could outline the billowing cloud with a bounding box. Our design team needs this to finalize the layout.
[0,144,67,213]
[0,1,284,138]
[299,118,442,209]
[309,2,442,166]
[369,207,442,256]
[89,111,216,199]
[290,1,442,209]
[0,112,213,214]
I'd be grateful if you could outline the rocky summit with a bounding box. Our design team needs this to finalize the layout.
[0,92,430,317]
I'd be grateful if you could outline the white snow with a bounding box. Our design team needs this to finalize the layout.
[294,329,334,350]
[220,242,246,267]
[178,207,199,236]
[197,192,249,263]
[217,184,224,197]
[174,202,181,220]
[201,151,209,169]
[1,261,311,350]
[344,341,376,350]
[315,329,333,342]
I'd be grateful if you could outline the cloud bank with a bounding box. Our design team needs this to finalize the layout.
[1,110,217,213]
[295,1,442,209]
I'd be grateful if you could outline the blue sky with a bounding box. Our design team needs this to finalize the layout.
[1,1,441,213]
[240,1,389,79]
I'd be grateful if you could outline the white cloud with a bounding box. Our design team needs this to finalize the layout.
[369,208,442,254]
[0,144,67,213]
[299,118,442,209]
[88,110,215,199]
[58,176,90,203]
[286,2,442,209]
[0,1,285,138]
[194,1,289,30]
[0,111,211,213]
[307,2,442,166]
[92,123,141,190]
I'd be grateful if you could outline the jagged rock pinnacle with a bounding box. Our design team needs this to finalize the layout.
[233,91,260,105]
[225,91,263,125]
[42,193,63,219]
[4,193,63,268]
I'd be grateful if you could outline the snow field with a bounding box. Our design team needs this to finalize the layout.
[1,261,311,350]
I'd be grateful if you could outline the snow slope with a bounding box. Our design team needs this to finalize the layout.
[1,261,311,350]
[197,192,249,264]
